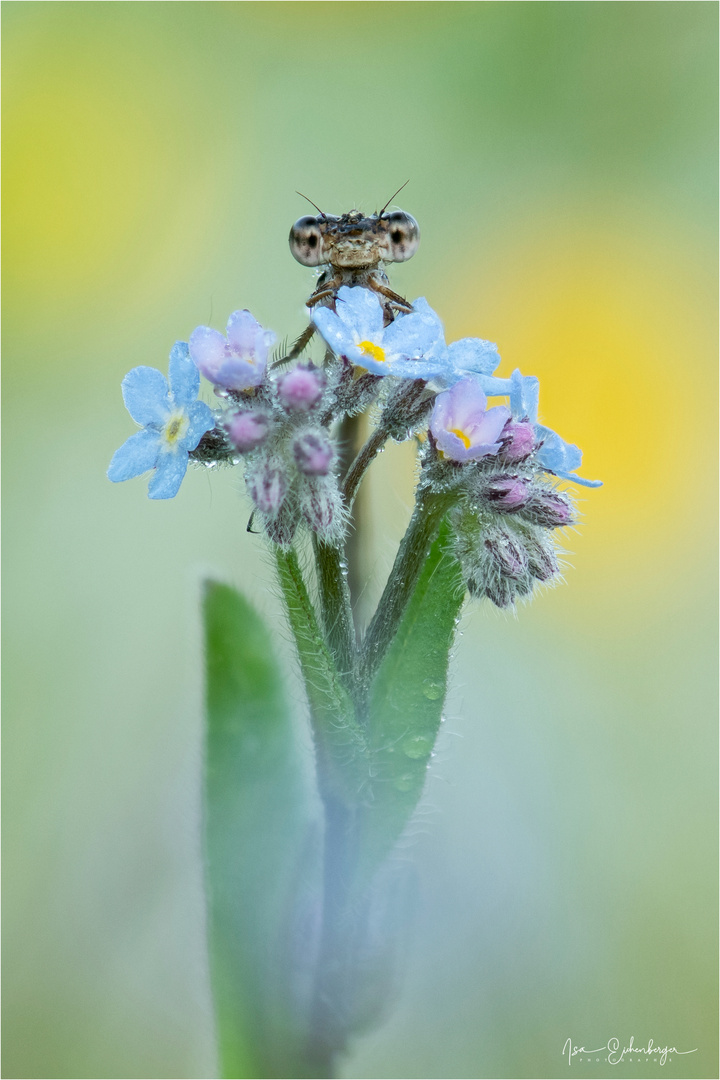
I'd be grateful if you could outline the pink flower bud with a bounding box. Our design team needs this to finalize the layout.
[499,418,536,463]
[226,410,270,453]
[522,491,573,528]
[293,432,334,476]
[484,531,527,577]
[525,536,559,581]
[299,478,345,542]
[277,366,325,412]
[264,504,299,548]
[246,459,287,515]
[485,476,529,510]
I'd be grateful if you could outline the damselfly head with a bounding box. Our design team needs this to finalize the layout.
[289,207,420,269]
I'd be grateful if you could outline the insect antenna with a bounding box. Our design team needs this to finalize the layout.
[296,191,327,220]
[378,179,410,217]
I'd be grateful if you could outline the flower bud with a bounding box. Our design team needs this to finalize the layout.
[484,528,528,578]
[299,478,346,542]
[484,577,519,609]
[277,366,325,412]
[499,418,535,463]
[524,533,559,582]
[484,475,529,511]
[264,503,299,548]
[520,490,573,528]
[293,431,334,476]
[245,457,288,515]
[226,410,270,453]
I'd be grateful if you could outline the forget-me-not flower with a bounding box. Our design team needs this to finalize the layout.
[108,343,215,499]
[478,368,601,487]
[189,309,276,391]
[430,377,511,462]
[431,314,502,386]
[312,286,446,379]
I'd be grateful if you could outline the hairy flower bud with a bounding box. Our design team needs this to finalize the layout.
[484,527,528,578]
[520,490,573,528]
[299,477,346,543]
[498,418,535,463]
[523,532,559,582]
[245,457,288,515]
[264,502,299,548]
[293,431,334,476]
[277,366,325,412]
[226,410,271,452]
[483,475,529,511]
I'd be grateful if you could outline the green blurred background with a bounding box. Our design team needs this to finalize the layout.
[3,3,717,1077]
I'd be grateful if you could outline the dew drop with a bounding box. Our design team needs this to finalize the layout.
[394,773,414,792]
[421,678,443,700]
[403,734,432,759]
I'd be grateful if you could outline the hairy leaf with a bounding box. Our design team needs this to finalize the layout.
[358,520,465,880]
[203,581,318,1079]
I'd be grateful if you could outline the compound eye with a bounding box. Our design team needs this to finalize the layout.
[383,210,420,263]
[289,216,325,266]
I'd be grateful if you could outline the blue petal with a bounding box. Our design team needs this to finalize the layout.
[147,451,189,499]
[312,306,357,357]
[561,474,603,488]
[121,367,170,426]
[334,286,384,339]
[509,369,540,422]
[107,428,160,482]
[447,337,501,377]
[389,356,450,381]
[383,307,445,361]
[404,297,446,356]
[182,400,216,450]
[472,374,514,396]
[535,426,603,487]
[168,341,201,407]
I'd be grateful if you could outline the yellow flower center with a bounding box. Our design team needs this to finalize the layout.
[357,340,386,364]
[449,427,471,449]
[164,410,189,447]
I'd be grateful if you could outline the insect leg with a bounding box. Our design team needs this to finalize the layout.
[366,275,413,313]
[305,281,341,308]
[286,322,317,360]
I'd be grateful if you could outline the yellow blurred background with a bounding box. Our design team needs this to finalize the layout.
[3,3,717,1077]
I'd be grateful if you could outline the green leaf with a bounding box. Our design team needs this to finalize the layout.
[274,547,367,805]
[203,581,318,1079]
[358,520,465,880]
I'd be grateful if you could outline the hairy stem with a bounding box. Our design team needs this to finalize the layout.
[312,535,356,686]
[360,487,458,685]
[342,426,389,509]
[336,412,369,632]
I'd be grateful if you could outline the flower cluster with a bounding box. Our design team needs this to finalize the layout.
[109,284,600,606]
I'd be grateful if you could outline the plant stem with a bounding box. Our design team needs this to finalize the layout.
[342,426,388,509]
[360,487,458,686]
[336,413,365,622]
[274,546,365,802]
[312,535,355,686]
